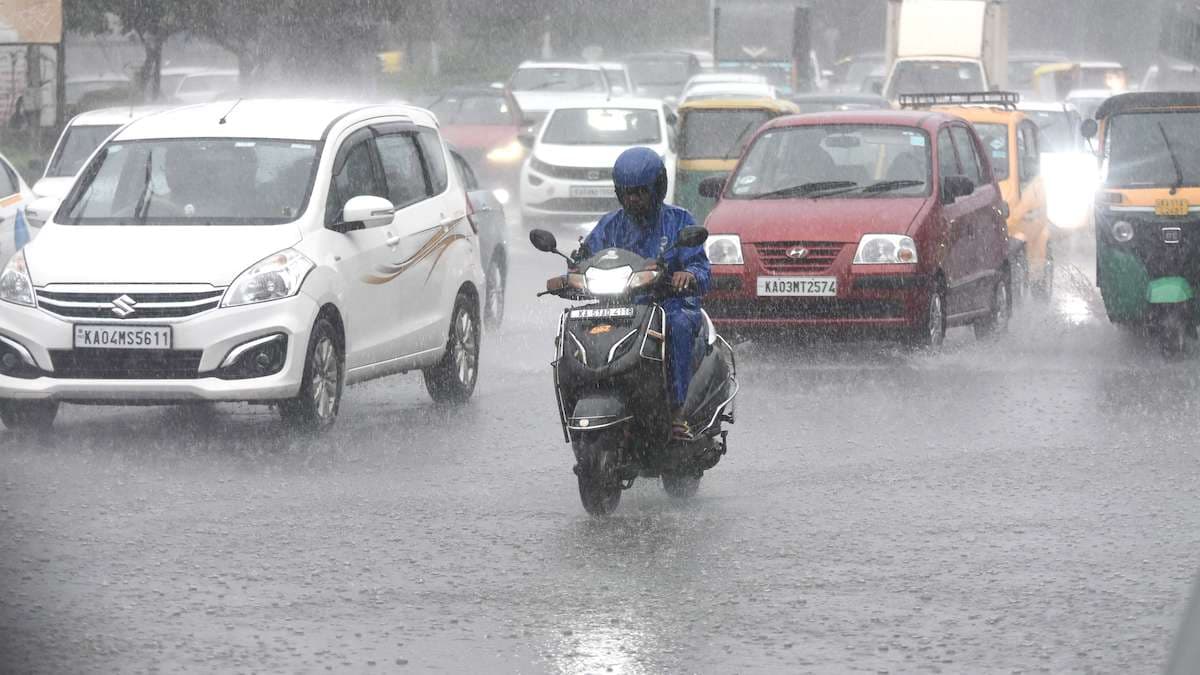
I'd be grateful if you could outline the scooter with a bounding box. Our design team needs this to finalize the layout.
[530,226,738,515]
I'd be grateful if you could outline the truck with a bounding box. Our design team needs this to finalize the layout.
[711,1,821,94]
[882,0,1008,102]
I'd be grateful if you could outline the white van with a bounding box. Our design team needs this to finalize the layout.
[1,100,484,431]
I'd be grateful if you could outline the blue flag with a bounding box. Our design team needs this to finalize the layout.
[13,208,29,250]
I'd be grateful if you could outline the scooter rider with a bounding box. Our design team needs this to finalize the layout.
[547,147,711,438]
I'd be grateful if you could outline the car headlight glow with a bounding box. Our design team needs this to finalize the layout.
[486,140,525,164]
[222,248,314,308]
[706,235,744,265]
[1111,220,1134,243]
[584,266,633,295]
[854,235,918,264]
[0,251,35,307]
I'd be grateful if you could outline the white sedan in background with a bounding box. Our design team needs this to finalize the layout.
[520,99,678,224]
[34,106,172,199]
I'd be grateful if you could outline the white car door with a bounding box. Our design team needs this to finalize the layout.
[324,127,398,370]
[372,123,460,357]
[0,160,29,264]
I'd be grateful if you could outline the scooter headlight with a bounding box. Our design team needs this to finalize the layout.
[1111,220,1134,243]
[584,266,633,295]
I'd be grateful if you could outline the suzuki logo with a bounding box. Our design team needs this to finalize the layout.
[110,294,137,317]
[786,247,810,260]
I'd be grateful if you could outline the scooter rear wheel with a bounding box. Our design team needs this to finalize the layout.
[574,433,622,516]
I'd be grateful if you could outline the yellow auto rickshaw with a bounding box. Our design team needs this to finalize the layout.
[675,98,799,224]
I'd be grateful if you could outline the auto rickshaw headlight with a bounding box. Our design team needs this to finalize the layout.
[1111,220,1135,243]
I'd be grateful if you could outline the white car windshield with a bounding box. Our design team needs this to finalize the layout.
[45,124,121,177]
[542,108,661,146]
[511,68,606,93]
[61,138,318,225]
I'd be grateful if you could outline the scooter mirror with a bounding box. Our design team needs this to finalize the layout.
[529,229,559,253]
[676,226,709,249]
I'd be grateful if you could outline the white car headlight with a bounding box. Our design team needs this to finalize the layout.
[854,235,918,264]
[584,266,633,295]
[706,234,744,265]
[222,249,314,308]
[0,251,35,307]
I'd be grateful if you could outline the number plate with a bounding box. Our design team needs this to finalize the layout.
[569,185,616,199]
[1155,198,1190,217]
[757,276,838,297]
[569,307,634,319]
[73,325,172,350]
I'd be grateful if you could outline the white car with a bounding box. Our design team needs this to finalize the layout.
[507,62,613,123]
[160,67,240,104]
[34,106,172,200]
[680,81,778,104]
[0,152,34,264]
[598,62,635,97]
[520,99,677,223]
[0,100,484,431]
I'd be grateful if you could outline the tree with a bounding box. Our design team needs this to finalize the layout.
[64,0,197,100]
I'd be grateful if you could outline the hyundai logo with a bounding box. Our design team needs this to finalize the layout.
[110,294,137,317]
[786,247,810,260]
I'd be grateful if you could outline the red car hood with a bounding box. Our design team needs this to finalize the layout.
[705,196,931,243]
[439,125,518,152]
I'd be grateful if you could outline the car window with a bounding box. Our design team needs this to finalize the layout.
[376,133,430,209]
[937,128,959,179]
[510,67,606,93]
[951,126,985,185]
[1018,122,1040,184]
[0,163,17,197]
[327,132,385,225]
[416,130,449,195]
[974,123,1010,181]
[452,152,479,191]
[46,124,121,177]
[430,95,513,126]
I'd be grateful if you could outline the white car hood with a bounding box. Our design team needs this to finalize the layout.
[24,222,302,286]
[534,143,660,170]
[513,91,613,114]
[31,177,74,201]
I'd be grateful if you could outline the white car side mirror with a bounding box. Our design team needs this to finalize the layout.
[25,196,61,229]
[340,195,395,231]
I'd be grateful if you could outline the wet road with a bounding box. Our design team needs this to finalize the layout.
[3,228,1200,673]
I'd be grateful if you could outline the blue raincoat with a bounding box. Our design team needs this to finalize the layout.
[584,148,710,408]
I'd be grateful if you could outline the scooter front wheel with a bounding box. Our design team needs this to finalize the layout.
[573,432,623,516]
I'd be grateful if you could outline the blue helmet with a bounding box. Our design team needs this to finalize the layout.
[612,147,668,206]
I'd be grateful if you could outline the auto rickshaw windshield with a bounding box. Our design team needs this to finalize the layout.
[1104,111,1200,189]
[680,109,771,160]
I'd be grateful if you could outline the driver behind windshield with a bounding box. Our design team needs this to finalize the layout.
[547,147,710,439]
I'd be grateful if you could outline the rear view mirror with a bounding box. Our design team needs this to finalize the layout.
[336,195,395,232]
[1080,118,1098,140]
[529,228,559,253]
[941,175,975,203]
[676,226,709,249]
[698,174,728,199]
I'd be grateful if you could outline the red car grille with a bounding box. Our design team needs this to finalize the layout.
[754,242,847,274]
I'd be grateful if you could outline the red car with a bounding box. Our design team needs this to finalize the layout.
[427,87,528,204]
[698,110,1011,346]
